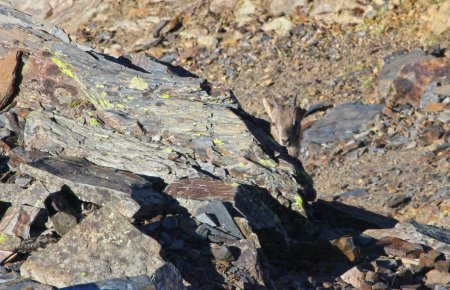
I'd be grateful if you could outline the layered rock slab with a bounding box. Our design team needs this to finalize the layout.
[20,202,183,288]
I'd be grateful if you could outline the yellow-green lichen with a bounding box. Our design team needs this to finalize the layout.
[80,271,87,277]
[129,76,149,90]
[143,107,149,112]
[163,148,173,153]
[116,103,125,109]
[213,138,224,146]
[258,158,275,168]
[0,234,7,243]
[50,52,105,109]
[95,83,105,88]
[160,93,170,99]
[230,182,239,187]
[89,118,100,126]
[293,195,304,212]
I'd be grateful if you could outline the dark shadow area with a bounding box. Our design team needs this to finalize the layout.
[93,51,199,79]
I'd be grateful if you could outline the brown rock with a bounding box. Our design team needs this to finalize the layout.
[0,205,47,239]
[330,236,362,262]
[434,260,449,273]
[419,250,445,268]
[340,266,365,288]
[393,57,450,107]
[376,237,424,259]
[423,102,447,113]
[425,269,450,286]
[0,49,21,111]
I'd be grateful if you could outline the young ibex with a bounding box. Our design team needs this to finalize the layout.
[263,95,306,158]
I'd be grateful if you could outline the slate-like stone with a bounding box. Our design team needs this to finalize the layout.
[20,202,182,288]
[0,233,21,251]
[60,272,183,290]
[0,50,21,111]
[195,200,243,239]
[0,205,47,239]
[165,178,234,213]
[229,239,272,289]
[20,157,165,217]
[365,222,450,258]
[302,102,383,145]
[0,182,49,208]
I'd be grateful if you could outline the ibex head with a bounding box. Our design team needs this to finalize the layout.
[263,95,305,156]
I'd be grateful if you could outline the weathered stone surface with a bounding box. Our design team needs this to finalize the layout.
[425,269,450,287]
[365,222,450,258]
[0,233,21,251]
[0,205,47,239]
[309,0,376,25]
[340,266,365,288]
[195,200,243,240]
[20,156,165,217]
[20,203,182,288]
[165,178,234,212]
[229,238,272,289]
[0,4,314,212]
[0,181,49,208]
[376,237,424,259]
[60,268,184,290]
[0,49,21,111]
[302,102,383,145]
[330,236,361,262]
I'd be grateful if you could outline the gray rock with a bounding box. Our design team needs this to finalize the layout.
[60,267,183,290]
[51,212,78,236]
[365,222,450,259]
[211,244,234,261]
[302,102,383,145]
[20,157,165,218]
[377,49,432,101]
[20,202,183,288]
[0,205,48,239]
[195,200,243,240]
[338,188,368,199]
[0,182,49,208]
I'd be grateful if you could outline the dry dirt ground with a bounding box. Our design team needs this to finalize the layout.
[21,0,449,226]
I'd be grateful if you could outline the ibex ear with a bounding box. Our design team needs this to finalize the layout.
[263,97,274,120]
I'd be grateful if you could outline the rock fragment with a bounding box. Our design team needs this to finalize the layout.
[20,202,182,288]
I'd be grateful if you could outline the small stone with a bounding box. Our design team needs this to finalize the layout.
[376,237,424,259]
[372,282,388,290]
[387,194,412,208]
[14,176,32,188]
[330,236,362,262]
[365,271,378,284]
[210,244,234,261]
[195,213,218,227]
[340,266,365,288]
[262,17,293,37]
[434,260,449,273]
[169,239,184,250]
[425,269,450,286]
[162,215,179,230]
[419,250,445,268]
[51,212,78,236]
